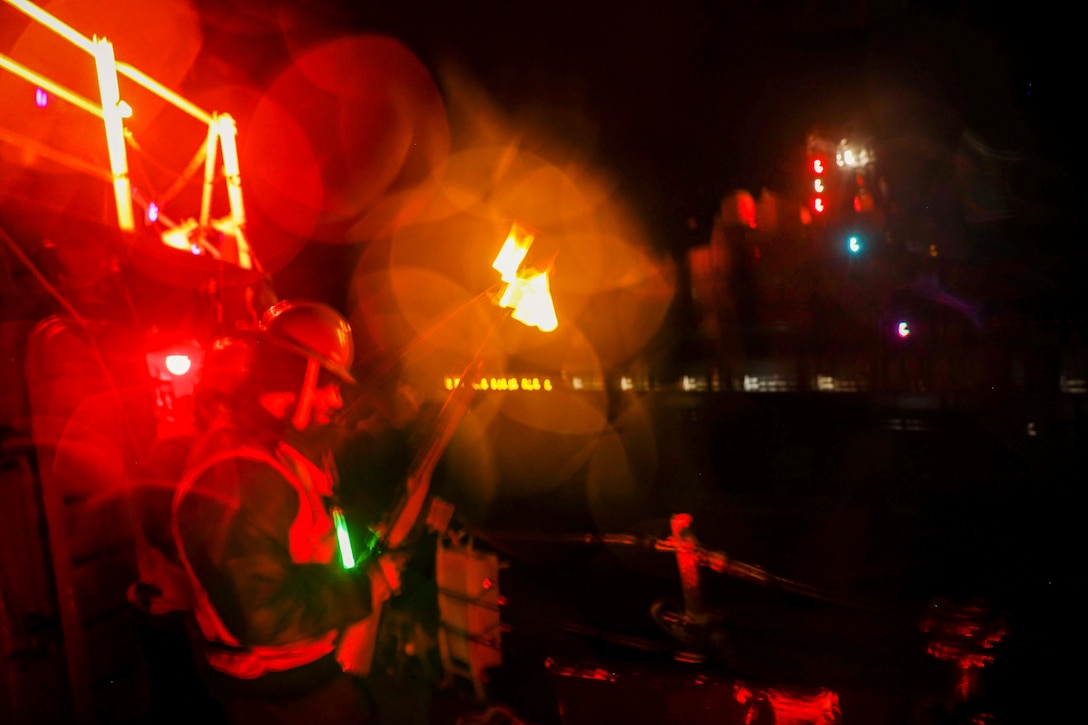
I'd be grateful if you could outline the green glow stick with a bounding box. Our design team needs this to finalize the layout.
[332,506,356,569]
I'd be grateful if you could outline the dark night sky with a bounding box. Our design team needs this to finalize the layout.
[5,0,1075,311]
[183,0,1075,311]
[197,5,1067,178]
[320,0,1075,230]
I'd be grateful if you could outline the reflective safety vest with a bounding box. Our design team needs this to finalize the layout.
[172,442,341,679]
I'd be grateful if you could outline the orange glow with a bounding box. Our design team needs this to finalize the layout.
[265,35,450,243]
[492,224,533,282]
[503,270,558,332]
[491,223,558,332]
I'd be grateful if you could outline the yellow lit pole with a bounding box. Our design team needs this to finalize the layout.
[4,0,93,52]
[90,37,134,231]
[4,0,213,124]
[199,118,220,231]
[115,60,212,125]
[0,52,104,119]
[4,0,258,264]
[216,114,254,270]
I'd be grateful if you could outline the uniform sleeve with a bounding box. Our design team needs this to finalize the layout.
[179,458,374,647]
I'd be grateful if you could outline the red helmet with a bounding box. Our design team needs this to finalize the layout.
[256,299,356,385]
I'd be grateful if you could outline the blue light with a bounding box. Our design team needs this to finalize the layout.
[848,236,861,254]
[190,243,201,255]
[35,88,48,108]
[147,202,159,223]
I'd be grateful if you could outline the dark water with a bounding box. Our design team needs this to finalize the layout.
[438,391,1078,723]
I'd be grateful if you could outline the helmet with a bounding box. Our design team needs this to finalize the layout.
[256,300,356,385]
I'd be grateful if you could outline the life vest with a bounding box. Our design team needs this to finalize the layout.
[171,442,341,679]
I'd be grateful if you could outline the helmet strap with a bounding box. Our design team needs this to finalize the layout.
[292,357,321,430]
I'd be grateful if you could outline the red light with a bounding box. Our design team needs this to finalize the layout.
[812,159,824,174]
[813,197,825,213]
[164,354,192,375]
[853,195,863,212]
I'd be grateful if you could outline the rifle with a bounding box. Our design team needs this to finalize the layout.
[336,356,483,675]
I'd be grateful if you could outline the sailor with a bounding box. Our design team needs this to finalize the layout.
[172,299,401,724]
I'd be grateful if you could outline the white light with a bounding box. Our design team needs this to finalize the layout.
[164,354,192,375]
[620,376,633,391]
[897,321,910,338]
[814,179,824,192]
[835,142,873,169]
[572,377,583,390]
[147,202,159,223]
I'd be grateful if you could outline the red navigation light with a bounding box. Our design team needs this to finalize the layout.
[809,155,827,217]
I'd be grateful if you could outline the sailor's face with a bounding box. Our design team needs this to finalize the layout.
[310,382,343,426]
